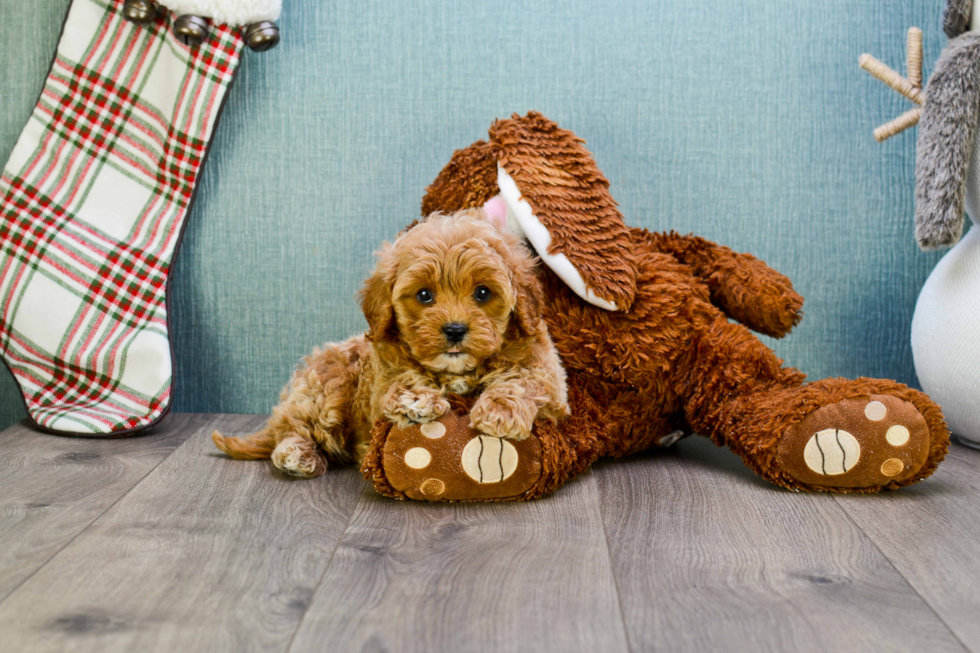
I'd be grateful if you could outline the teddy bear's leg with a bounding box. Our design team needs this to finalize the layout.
[679,319,949,491]
[364,390,605,502]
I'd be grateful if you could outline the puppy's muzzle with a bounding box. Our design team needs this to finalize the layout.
[442,322,468,344]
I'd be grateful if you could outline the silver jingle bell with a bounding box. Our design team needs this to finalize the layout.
[245,21,281,52]
[173,15,210,47]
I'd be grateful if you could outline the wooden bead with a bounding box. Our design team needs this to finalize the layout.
[173,15,209,47]
[121,0,159,24]
[245,21,281,52]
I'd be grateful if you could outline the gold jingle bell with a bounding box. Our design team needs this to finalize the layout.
[121,0,159,24]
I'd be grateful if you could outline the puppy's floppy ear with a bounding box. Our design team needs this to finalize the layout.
[512,265,544,338]
[499,236,545,338]
[479,218,545,338]
[359,243,398,342]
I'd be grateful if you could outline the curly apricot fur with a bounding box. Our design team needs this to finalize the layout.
[213,211,569,477]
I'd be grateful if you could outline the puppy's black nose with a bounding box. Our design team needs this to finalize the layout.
[442,323,468,343]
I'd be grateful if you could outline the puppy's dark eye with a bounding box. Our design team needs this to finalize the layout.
[474,286,492,303]
[416,289,434,304]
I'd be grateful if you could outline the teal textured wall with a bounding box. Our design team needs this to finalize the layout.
[0,0,949,429]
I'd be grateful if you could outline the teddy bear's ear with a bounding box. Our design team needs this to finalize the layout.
[422,140,500,217]
[489,112,637,312]
[945,0,973,38]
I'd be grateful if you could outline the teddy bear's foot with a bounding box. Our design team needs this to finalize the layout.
[777,393,936,490]
[377,412,544,501]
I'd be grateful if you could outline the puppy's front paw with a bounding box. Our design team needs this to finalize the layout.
[384,386,450,427]
[470,395,535,441]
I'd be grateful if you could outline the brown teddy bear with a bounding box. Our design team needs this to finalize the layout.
[362,112,949,501]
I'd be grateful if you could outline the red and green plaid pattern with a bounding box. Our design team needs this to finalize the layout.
[0,0,244,434]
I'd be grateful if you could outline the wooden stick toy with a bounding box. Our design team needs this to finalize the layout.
[859,27,924,142]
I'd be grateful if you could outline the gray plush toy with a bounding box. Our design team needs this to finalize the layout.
[916,0,980,248]
[863,0,980,447]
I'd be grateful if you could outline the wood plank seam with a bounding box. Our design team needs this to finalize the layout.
[832,496,973,653]
[286,465,632,651]
[591,440,969,653]
[283,484,367,653]
[0,421,193,608]
[0,414,367,651]
[593,467,639,653]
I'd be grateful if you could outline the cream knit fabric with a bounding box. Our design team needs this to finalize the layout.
[912,134,980,443]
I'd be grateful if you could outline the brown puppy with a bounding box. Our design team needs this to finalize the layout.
[212,210,569,477]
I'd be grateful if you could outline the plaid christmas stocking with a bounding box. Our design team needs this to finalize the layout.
[0,0,277,435]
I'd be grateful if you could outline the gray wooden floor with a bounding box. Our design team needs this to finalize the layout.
[1,413,979,653]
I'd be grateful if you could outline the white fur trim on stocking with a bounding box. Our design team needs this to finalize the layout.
[159,0,281,26]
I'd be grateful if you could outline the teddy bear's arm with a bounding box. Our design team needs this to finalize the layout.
[643,231,803,339]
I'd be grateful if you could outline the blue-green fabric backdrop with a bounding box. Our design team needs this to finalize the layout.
[0,0,950,429]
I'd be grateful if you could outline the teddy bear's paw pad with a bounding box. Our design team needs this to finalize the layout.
[802,429,861,476]
[778,394,931,489]
[461,436,519,483]
[382,412,542,501]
